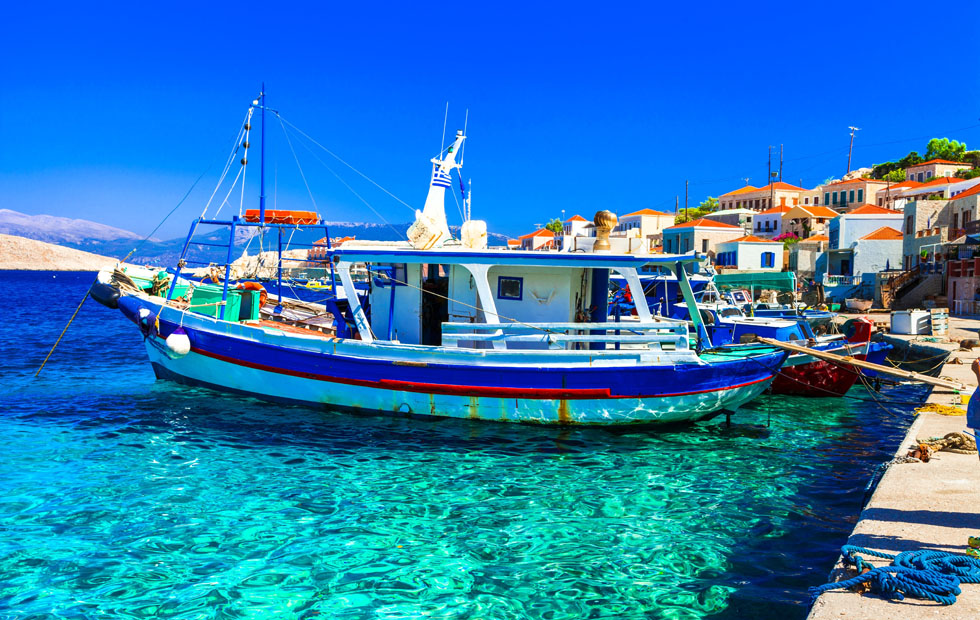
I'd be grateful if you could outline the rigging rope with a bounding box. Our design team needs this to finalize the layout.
[276,114,416,212]
[283,120,404,239]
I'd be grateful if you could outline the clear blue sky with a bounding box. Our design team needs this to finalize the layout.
[3,1,979,240]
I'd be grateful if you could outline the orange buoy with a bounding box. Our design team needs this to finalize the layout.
[237,281,268,308]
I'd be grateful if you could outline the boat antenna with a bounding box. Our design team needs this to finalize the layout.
[466,178,472,220]
[259,83,267,222]
[440,102,448,157]
[460,109,469,166]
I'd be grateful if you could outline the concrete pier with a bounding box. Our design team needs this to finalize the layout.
[807,315,980,619]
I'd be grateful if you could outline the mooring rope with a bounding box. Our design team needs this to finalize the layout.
[809,545,980,605]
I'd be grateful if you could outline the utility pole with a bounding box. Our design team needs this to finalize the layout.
[779,144,783,182]
[767,146,773,210]
[846,126,860,176]
[685,180,689,221]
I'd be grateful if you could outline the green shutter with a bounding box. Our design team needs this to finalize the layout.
[832,192,837,204]
[857,189,864,203]
[824,192,830,205]
[849,190,855,203]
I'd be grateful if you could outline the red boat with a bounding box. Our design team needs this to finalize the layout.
[770,318,889,397]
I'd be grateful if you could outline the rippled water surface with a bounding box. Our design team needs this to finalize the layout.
[1,271,923,619]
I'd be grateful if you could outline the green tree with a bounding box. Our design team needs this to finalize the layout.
[674,196,719,224]
[544,218,563,234]
[925,138,966,161]
[956,169,980,180]
[698,196,719,211]
[883,169,905,183]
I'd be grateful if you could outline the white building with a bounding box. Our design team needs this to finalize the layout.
[714,235,784,272]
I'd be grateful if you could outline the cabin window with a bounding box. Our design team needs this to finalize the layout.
[497,276,523,300]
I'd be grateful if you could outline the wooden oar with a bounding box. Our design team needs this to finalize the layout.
[756,337,964,391]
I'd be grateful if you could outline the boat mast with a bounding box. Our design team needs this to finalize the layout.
[259,83,266,222]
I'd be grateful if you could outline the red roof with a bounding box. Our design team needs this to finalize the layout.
[564,215,588,223]
[860,226,904,241]
[951,184,980,201]
[797,206,839,218]
[623,208,672,217]
[800,233,829,243]
[720,185,759,197]
[757,181,807,192]
[665,218,742,230]
[918,175,961,187]
[758,205,793,215]
[908,159,972,168]
[846,204,900,215]
[724,235,780,243]
[882,180,922,190]
[826,177,887,186]
[517,228,555,240]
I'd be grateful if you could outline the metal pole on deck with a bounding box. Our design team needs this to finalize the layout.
[276,227,283,313]
[220,219,237,320]
[259,84,266,222]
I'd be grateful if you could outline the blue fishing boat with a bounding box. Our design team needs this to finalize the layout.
[91,92,788,425]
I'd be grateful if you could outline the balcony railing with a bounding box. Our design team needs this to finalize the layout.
[953,300,980,316]
[824,274,862,286]
[441,320,689,351]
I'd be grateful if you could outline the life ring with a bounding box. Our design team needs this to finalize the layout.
[237,281,268,307]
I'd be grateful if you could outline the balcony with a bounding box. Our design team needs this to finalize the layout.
[948,258,980,278]
[824,274,862,286]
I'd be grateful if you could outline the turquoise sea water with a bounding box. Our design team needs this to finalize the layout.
[1,271,923,619]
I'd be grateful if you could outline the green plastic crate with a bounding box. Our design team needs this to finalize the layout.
[190,284,242,320]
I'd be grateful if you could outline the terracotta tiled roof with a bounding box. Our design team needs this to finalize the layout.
[623,208,673,217]
[860,226,904,241]
[881,180,921,190]
[720,185,759,197]
[725,235,781,243]
[799,233,829,243]
[517,228,555,240]
[564,215,588,223]
[908,159,972,168]
[919,175,961,187]
[951,184,980,201]
[798,206,839,218]
[757,181,807,192]
[826,177,887,186]
[758,205,793,215]
[665,218,743,230]
[846,204,900,215]
[507,239,521,246]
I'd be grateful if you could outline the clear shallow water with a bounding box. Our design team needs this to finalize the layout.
[1,271,923,619]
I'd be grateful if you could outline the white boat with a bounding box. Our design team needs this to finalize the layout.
[90,92,787,425]
[845,298,873,311]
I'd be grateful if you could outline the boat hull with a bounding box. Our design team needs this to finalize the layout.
[120,296,786,426]
[770,341,891,397]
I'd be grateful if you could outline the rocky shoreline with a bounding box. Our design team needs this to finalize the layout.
[0,233,117,271]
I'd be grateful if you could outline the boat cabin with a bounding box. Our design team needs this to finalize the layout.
[328,246,712,350]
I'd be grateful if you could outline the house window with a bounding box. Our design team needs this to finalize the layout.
[906,216,912,233]
[832,192,837,205]
[804,197,810,204]
[761,252,775,268]
[824,193,830,205]
[953,213,959,229]
[857,189,863,202]
[497,277,523,300]
[815,196,820,205]
[917,172,924,182]
[927,171,933,178]
[849,190,855,203]
[665,239,672,253]
[701,239,708,253]
[756,222,761,231]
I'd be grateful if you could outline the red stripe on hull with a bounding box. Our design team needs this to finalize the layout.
[190,346,773,400]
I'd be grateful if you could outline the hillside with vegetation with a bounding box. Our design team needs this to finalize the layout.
[870,138,980,181]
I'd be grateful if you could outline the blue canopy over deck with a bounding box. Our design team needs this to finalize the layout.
[326,246,703,269]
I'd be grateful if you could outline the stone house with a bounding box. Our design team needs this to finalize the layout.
[753,205,792,238]
[817,178,890,213]
[781,205,839,238]
[905,159,973,183]
[717,182,811,212]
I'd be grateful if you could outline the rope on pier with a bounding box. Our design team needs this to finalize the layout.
[809,545,980,605]
[914,403,966,416]
[914,432,977,456]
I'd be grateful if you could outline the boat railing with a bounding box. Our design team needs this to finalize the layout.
[441,321,689,351]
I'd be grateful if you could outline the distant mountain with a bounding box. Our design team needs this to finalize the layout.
[0,211,512,268]
[0,209,145,244]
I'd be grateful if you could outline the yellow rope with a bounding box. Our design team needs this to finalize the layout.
[914,403,966,416]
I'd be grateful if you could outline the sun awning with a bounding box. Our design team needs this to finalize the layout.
[713,271,797,291]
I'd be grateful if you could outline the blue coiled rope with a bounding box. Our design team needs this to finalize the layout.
[809,545,980,605]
